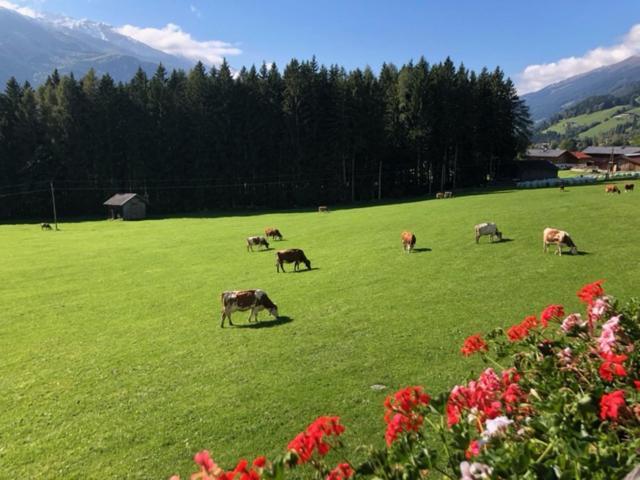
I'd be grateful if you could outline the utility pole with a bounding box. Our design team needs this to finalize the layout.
[50,181,58,231]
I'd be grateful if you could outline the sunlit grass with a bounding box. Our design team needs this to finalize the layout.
[1,182,639,478]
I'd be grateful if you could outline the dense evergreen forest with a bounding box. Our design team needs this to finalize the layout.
[0,57,530,218]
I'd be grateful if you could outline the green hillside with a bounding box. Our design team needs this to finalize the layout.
[2,185,640,478]
[543,106,629,135]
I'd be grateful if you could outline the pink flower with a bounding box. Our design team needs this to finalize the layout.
[194,450,216,473]
[557,347,573,367]
[588,297,610,331]
[561,313,585,333]
[597,316,620,354]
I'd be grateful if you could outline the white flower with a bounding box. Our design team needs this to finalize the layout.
[460,461,493,479]
[483,416,513,439]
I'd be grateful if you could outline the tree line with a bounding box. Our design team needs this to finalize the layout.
[0,57,530,218]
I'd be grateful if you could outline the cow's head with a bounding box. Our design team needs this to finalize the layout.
[496,230,503,241]
[262,239,270,249]
[269,305,279,318]
[303,259,311,270]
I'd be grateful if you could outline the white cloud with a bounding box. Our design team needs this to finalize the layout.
[517,24,640,94]
[189,4,202,18]
[0,0,41,18]
[115,23,241,66]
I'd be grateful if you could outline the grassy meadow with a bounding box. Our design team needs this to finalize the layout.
[2,182,640,478]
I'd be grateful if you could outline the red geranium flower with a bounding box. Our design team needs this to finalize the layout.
[540,305,564,327]
[634,380,640,391]
[252,456,266,468]
[383,386,430,445]
[287,416,345,464]
[506,323,529,342]
[465,440,481,459]
[194,450,216,473]
[600,390,626,421]
[461,334,488,356]
[577,280,604,305]
[326,463,354,480]
[599,352,628,382]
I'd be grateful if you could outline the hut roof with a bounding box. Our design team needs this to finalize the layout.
[103,193,147,206]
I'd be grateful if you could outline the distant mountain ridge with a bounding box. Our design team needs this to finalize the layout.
[0,6,193,86]
[522,56,640,122]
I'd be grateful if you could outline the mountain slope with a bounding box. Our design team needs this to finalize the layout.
[0,7,192,86]
[522,56,640,122]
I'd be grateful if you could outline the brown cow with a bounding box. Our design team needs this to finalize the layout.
[401,231,416,252]
[247,236,270,251]
[220,289,278,327]
[41,223,52,230]
[543,227,578,256]
[264,227,283,240]
[625,183,635,192]
[435,192,444,199]
[276,249,311,272]
[318,206,329,213]
[605,184,621,194]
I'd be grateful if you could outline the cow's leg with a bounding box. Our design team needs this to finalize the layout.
[247,309,254,322]
[543,241,548,253]
[220,311,226,328]
[475,234,479,244]
[557,244,562,256]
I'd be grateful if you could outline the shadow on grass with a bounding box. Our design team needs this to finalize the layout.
[289,267,320,273]
[411,247,431,253]
[234,316,294,329]
[498,238,514,243]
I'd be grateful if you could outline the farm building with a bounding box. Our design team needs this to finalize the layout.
[103,193,148,220]
[524,148,575,164]
[582,146,640,161]
[614,156,640,172]
[500,160,559,182]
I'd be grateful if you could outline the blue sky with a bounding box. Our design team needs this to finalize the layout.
[5,0,640,93]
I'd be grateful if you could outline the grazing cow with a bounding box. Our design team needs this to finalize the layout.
[220,289,278,327]
[401,231,416,252]
[625,183,635,192]
[436,192,444,199]
[246,236,269,251]
[264,227,283,240]
[474,222,503,243]
[543,227,578,256]
[444,191,453,198]
[605,184,621,194]
[276,248,311,272]
[318,205,329,212]
[559,183,565,191]
[41,223,52,230]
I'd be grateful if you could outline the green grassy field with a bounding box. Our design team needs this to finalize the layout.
[543,105,628,135]
[2,183,640,478]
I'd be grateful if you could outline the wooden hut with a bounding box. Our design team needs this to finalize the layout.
[103,193,148,220]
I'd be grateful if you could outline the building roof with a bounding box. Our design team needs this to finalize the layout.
[570,151,592,160]
[103,193,147,206]
[619,156,640,165]
[526,148,567,159]
[582,146,640,155]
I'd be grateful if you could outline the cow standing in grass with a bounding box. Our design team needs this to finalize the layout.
[543,227,578,256]
[247,236,269,251]
[625,184,635,192]
[474,223,502,243]
[264,227,283,240]
[276,249,311,272]
[605,184,621,194]
[401,231,416,252]
[220,289,278,327]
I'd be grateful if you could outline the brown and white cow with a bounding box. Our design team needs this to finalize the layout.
[247,236,270,251]
[401,231,416,252]
[220,289,278,327]
[543,227,578,256]
[276,248,311,272]
[435,192,444,199]
[474,222,502,243]
[605,184,621,194]
[264,227,283,240]
[625,183,635,192]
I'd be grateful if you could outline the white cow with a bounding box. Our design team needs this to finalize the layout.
[543,227,578,256]
[474,222,502,243]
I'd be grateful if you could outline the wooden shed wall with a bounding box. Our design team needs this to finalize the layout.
[122,198,146,220]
